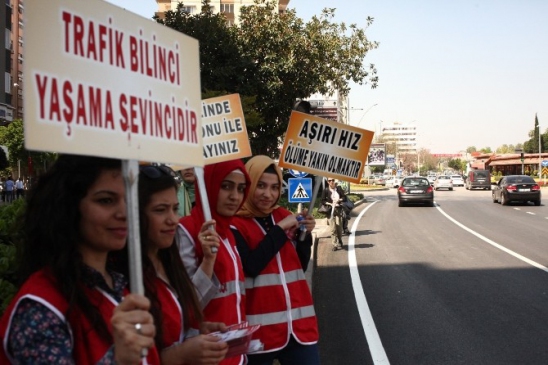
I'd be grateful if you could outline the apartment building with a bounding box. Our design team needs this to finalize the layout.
[156,0,289,25]
[381,122,417,154]
[0,0,20,125]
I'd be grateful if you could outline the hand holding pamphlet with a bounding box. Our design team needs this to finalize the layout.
[209,322,262,358]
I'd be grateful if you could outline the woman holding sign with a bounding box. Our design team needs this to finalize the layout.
[231,155,320,365]
[0,155,158,364]
[177,159,250,365]
[114,164,230,364]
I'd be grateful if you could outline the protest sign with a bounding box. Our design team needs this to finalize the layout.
[201,94,252,164]
[24,0,203,295]
[279,111,374,183]
[24,0,203,166]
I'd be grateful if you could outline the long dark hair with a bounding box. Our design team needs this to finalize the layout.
[137,165,203,350]
[19,154,122,339]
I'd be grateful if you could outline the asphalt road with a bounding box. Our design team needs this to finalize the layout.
[312,186,548,365]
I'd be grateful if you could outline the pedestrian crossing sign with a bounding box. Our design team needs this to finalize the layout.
[288,178,312,203]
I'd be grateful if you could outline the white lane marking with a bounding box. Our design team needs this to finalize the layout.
[348,201,390,364]
[526,212,536,215]
[434,202,548,274]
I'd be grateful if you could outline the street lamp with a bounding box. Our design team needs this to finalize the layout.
[356,103,378,128]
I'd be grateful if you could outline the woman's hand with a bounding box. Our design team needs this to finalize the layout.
[174,334,229,365]
[200,321,228,334]
[276,214,298,231]
[111,293,156,365]
[298,209,316,233]
[198,220,221,260]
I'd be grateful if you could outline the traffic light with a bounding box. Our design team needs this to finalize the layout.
[293,100,311,114]
[520,152,524,161]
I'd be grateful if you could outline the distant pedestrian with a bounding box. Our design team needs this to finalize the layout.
[5,176,14,203]
[176,166,196,217]
[0,177,4,202]
[15,178,24,199]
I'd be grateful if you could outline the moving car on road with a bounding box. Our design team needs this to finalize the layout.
[466,170,491,190]
[492,175,541,206]
[398,177,434,207]
[451,174,465,187]
[434,175,453,190]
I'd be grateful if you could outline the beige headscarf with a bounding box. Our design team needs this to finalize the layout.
[237,155,283,218]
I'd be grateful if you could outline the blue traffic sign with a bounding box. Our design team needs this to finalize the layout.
[288,169,308,178]
[288,178,312,203]
[542,160,548,167]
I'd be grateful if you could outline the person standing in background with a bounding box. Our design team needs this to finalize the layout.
[4,176,14,203]
[15,177,24,199]
[322,178,348,251]
[177,167,196,217]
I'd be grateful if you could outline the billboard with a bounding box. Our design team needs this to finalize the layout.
[368,143,386,166]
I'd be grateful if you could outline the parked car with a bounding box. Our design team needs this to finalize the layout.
[492,175,541,206]
[434,175,453,190]
[366,175,386,186]
[450,175,465,187]
[466,169,491,190]
[398,177,434,207]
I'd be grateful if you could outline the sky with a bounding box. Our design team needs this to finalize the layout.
[105,0,548,154]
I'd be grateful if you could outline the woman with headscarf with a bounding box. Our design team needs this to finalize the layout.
[231,155,320,365]
[177,159,251,365]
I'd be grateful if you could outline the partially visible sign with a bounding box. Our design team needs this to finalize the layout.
[288,178,312,203]
[541,160,548,167]
[201,94,251,164]
[279,111,374,183]
[24,0,202,166]
[288,169,308,178]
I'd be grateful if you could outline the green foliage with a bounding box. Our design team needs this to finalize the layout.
[0,198,26,315]
[0,120,58,176]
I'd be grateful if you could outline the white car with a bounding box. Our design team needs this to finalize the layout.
[427,175,437,185]
[451,175,465,187]
[434,175,453,190]
[385,176,403,188]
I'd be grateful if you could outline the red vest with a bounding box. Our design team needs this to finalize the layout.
[0,269,160,364]
[232,208,319,352]
[179,226,246,365]
[155,276,184,348]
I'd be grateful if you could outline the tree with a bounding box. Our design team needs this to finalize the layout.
[0,120,57,177]
[157,0,378,157]
[466,146,477,153]
[524,114,540,153]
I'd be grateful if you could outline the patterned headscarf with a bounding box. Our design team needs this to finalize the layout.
[237,155,283,218]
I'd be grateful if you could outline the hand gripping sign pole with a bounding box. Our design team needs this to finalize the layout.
[299,175,324,241]
[122,160,144,295]
[194,166,218,253]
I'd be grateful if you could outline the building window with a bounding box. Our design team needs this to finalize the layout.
[220,4,234,13]
[180,6,194,14]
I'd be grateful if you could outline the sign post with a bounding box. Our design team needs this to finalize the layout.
[278,111,374,239]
